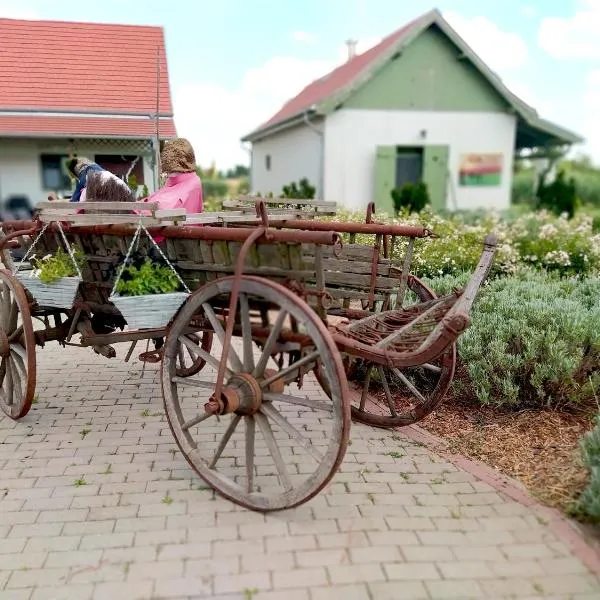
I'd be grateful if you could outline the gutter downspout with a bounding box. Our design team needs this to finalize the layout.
[240,141,252,192]
[303,108,324,200]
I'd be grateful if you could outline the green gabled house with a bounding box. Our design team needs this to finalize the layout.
[241,8,582,213]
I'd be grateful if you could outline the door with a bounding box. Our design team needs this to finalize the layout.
[395,153,423,188]
[422,145,449,210]
[373,146,395,215]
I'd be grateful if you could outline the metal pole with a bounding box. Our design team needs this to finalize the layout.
[153,46,162,192]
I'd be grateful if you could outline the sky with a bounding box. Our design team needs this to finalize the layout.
[2,0,600,169]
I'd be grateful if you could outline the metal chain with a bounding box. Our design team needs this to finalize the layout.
[11,223,50,275]
[109,222,143,297]
[109,220,190,297]
[139,222,190,293]
[55,221,83,279]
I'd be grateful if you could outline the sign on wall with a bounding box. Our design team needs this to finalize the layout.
[458,153,503,187]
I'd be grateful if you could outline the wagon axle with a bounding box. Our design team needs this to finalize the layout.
[204,369,285,416]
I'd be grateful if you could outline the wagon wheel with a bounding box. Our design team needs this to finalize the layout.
[0,270,36,419]
[162,275,350,511]
[316,276,456,429]
[347,276,456,428]
[175,331,213,378]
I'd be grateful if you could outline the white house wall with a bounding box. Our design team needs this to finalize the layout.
[0,138,155,207]
[250,122,322,197]
[324,109,517,211]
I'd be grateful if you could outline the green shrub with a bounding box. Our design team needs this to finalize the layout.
[391,182,430,214]
[575,412,600,522]
[202,179,228,198]
[424,271,600,409]
[536,170,579,218]
[282,178,316,199]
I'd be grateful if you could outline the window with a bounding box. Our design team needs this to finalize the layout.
[94,155,145,184]
[265,154,271,171]
[40,154,72,191]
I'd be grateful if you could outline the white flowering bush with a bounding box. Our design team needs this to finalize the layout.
[326,207,600,278]
[422,270,600,409]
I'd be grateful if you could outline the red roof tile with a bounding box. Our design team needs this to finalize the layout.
[0,115,176,138]
[0,18,174,137]
[257,17,419,132]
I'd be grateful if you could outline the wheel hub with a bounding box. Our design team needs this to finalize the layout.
[0,330,10,358]
[205,373,263,416]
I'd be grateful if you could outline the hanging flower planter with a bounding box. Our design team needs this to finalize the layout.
[13,223,84,310]
[109,222,191,331]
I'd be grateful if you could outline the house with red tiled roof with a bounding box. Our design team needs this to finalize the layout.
[0,17,176,211]
[241,9,583,213]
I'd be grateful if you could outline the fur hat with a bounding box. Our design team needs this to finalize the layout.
[84,171,136,208]
[160,138,196,173]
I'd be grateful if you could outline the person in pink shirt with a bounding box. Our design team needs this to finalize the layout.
[142,137,203,213]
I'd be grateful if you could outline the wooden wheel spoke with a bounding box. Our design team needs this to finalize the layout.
[0,356,6,388]
[1,285,11,330]
[253,310,288,377]
[209,414,242,469]
[178,335,226,374]
[8,359,22,407]
[261,403,323,463]
[182,411,214,431]
[359,365,373,411]
[422,363,442,373]
[171,376,217,390]
[8,299,18,333]
[9,324,23,343]
[245,415,255,493]
[201,302,243,371]
[260,350,319,389]
[263,392,333,413]
[4,358,13,405]
[177,345,185,368]
[239,293,255,372]
[393,368,427,404]
[10,346,28,378]
[255,411,292,491]
[379,367,398,417]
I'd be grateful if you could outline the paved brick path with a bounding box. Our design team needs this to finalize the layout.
[1,345,599,600]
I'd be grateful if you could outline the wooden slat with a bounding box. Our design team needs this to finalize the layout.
[36,201,158,211]
[38,213,169,226]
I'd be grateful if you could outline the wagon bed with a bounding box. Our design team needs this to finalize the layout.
[0,200,496,511]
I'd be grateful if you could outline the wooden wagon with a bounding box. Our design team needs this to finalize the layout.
[0,200,496,511]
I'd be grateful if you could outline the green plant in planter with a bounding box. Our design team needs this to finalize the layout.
[115,258,182,297]
[30,246,85,284]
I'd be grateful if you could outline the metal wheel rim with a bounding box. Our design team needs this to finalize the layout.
[0,269,36,419]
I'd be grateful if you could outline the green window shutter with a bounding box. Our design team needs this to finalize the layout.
[422,145,449,210]
[374,146,396,215]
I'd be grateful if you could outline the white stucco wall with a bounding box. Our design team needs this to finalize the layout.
[0,138,155,208]
[250,121,323,197]
[323,109,517,211]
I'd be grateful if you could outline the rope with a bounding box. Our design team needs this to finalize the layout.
[110,219,190,297]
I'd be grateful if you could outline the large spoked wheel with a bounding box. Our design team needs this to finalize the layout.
[175,332,213,378]
[0,271,36,419]
[347,276,457,428]
[162,275,350,512]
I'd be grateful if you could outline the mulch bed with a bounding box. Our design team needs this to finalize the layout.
[417,368,595,515]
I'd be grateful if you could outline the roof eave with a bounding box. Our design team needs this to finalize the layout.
[0,132,176,140]
[241,108,321,142]
[517,115,584,147]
